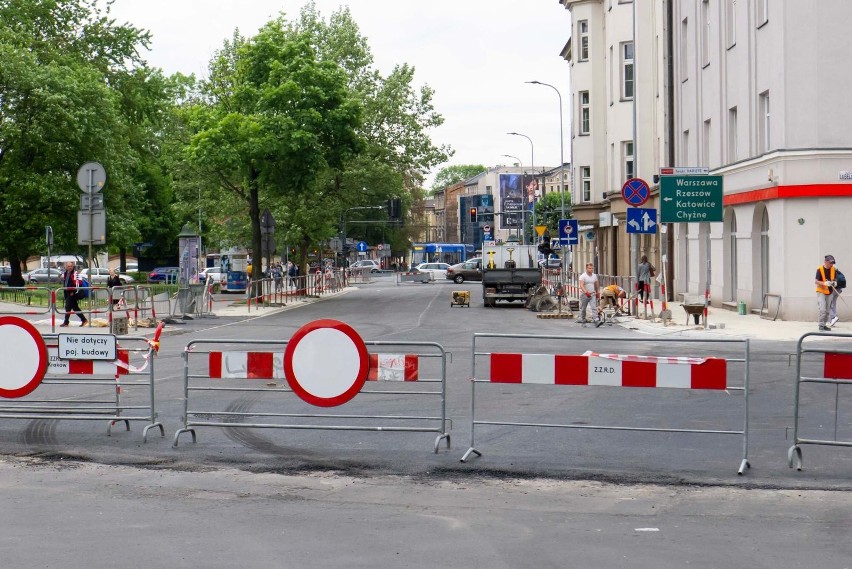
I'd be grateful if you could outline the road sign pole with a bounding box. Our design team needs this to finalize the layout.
[88,169,94,273]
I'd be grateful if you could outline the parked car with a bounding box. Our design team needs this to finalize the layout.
[24,268,63,283]
[200,267,224,284]
[79,268,135,285]
[445,257,482,284]
[0,266,12,284]
[414,262,451,281]
[147,267,180,284]
[350,259,381,273]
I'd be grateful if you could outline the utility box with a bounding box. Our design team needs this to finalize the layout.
[112,316,128,335]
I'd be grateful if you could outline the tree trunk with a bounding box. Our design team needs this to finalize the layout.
[248,167,263,282]
[8,254,26,287]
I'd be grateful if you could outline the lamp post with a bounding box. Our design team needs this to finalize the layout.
[507,132,535,244]
[526,80,566,219]
[501,154,522,166]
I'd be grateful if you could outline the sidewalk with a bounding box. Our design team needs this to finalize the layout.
[7,287,355,336]
[622,300,843,342]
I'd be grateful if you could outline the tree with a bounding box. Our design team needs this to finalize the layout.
[0,0,180,281]
[183,20,362,280]
[431,164,487,192]
[175,5,452,273]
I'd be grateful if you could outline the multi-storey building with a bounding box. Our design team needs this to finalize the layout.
[673,0,852,319]
[561,0,668,281]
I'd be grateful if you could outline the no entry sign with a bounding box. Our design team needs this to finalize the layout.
[0,316,48,398]
[284,319,368,407]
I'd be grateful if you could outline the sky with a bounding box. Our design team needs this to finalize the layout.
[108,0,573,185]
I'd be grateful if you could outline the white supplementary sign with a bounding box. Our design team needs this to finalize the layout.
[660,167,710,176]
[840,171,852,180]
[58,334,116,360]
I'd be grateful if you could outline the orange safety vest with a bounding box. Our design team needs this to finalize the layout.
[816,265,836,294]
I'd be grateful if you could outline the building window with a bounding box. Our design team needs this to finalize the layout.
[701,0,710,67]
[759,91,770,154]
[621,42,634,99]
[622,141,634,181]
[581,167,591,202]
[703,119,711,166]
[578,20,589,61]
[680,18,689,80]
[757,0,769,27]
[728,107,738,163]
[579,91,590,135]
[726,0,736,48]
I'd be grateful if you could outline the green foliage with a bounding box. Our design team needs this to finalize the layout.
[0,0,182,282]
[528,191,572,242]
[431,164,487,192]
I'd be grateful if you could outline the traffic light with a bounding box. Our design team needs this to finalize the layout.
[469,207,477,223]
[385,198,401,220]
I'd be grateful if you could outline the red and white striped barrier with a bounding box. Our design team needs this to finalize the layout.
[208,351,284,379]
[489,352,726,390]
[789,334,852,470]
[823,352,852,380]
[206,351,420,382]
[177,333,449,451]
[463,332,750,474]
[47,347,129,376]
[367,353,418,381]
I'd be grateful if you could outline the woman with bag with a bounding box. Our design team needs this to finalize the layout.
[637,254,655,303]
[60,261,88,327]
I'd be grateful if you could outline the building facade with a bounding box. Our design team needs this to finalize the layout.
[673,0,852,320]
[561,0,668,281]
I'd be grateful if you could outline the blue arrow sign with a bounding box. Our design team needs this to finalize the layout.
[558,218,579,245]
[356,241,368,253]
[625,207,658,234]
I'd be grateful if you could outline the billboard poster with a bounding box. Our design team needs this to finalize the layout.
[499,173,537,229]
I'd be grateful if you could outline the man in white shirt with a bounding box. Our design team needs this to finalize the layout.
[578,263,600,324]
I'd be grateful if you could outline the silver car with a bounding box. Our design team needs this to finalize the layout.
[79,268,135,285]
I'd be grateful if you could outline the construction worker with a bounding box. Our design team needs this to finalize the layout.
[815,254,840,331]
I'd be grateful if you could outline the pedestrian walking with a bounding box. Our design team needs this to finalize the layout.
[106,268,122,306]
[637,254,655,302]
[60,261,88,327]
[578,263,600,325]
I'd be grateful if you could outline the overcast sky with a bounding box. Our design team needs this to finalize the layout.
[109,0,572,185]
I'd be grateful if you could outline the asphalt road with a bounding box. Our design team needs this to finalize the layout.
[1,276,850,567]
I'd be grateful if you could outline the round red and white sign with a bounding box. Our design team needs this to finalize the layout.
[0,316,48,399]
[284,319,368,407]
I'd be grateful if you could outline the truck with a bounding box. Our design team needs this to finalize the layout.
[481,244,542,307]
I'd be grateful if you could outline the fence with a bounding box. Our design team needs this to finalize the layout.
[246,270,346,311]
[461,333,751,475]
[0,286,53,316]
[0,333,164,442]
[788,331,852,470]
[173,338,450,451]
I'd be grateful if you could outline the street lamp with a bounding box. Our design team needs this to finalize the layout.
[501,154,523,166]
[526,80,566,219]
[507,132,535,243]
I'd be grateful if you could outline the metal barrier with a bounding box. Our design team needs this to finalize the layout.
[50,285,111,330]
[173,338,450,451]
[0,332,164,442]
[788,331,852,470]
[0,286,53,316]
[461,333,751,474]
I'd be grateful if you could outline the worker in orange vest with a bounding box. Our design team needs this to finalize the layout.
[815,254,840,331]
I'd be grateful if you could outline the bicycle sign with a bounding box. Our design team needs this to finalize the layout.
[621,178,650,207]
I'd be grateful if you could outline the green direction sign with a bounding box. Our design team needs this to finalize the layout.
[660,175,723,223]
